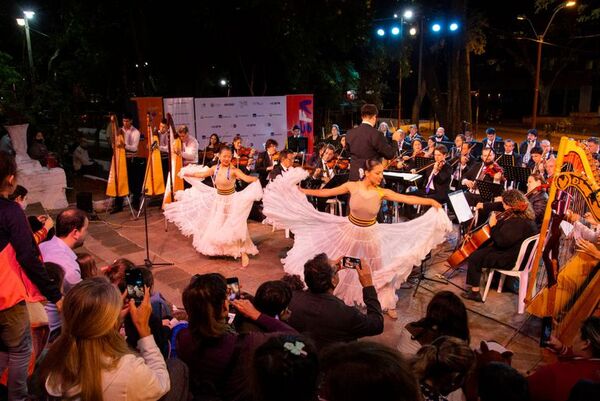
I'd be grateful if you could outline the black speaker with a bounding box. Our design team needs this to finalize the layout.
[76,191,94,213]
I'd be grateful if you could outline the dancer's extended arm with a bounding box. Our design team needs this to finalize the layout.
[300,182,351,198]
[382,189,442,209]
[234,168,258,183]
[184,166,215,179]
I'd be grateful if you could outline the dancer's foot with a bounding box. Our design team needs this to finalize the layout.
[241,253,249,267]
[386,309,398,319]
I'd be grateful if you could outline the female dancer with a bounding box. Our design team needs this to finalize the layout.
[164,145,262,267]
[263,159,452,318]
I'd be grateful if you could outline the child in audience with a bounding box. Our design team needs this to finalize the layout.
[76,252,99,279]
[235,280,292,333]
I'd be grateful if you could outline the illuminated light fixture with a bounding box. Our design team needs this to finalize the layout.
[516,15,526,20]
[449,22,459,31]
[403,9,414,20]
[431,23,441,32]
[23,11,35,19]
[16,18,25,26]
[409,27,417,36]
[393,13,398,18]
[391,26,400,35]
[565,1,576,7]
[219,79,228,87]
[376,28,385,36]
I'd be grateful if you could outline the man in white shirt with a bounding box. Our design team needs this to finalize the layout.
[176,125,198,166]
[114,114,144,211]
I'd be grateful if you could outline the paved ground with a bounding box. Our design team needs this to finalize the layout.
[29,197,551,375]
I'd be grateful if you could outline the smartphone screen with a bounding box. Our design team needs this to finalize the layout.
[226,277,240,301]
[540,317,553,347]
[341,256,361,270]
[125,268,145,306]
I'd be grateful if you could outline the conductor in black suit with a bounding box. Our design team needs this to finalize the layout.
[346,104,397,181]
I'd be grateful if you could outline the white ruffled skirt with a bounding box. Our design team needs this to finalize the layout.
[164,165,263,258]
[263,167,453,310]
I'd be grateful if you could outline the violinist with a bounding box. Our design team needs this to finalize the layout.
[412,145,453,204]
[256,139,279,187]
[398,140,426,171]
[450,153,472,191]
[526,147,544,173]
[338,135,349,158]
[461,189,537,302]
[450,134,466,159]
[268,149,295,181]
[310,145,340,212]
[201,133,220,166]
[499,139,522,167]
[326,124,342,151]
[540,139,553,160]
[424,137,436,158]
[461,148,505,206]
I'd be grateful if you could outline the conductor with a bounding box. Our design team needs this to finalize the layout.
[346,104,397,181]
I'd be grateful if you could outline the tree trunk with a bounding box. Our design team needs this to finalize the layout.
[411,79,426,124]
[447,36,462,137]
[460,47,472,128]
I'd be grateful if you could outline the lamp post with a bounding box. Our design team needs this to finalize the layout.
[395,9,414,125]
[219,79,231,97]
[518,1,576,129]
[16,10,35,78]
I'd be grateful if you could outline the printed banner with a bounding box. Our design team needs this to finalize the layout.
[194,96,287,152]
[131,97,164,158]
[286,94,314,153]
[163,97,197,139]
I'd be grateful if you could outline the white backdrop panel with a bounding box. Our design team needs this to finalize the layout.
[163,97,197,139]
[194,96,287,151]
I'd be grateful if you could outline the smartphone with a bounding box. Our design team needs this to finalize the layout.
[226,277,241,301]
[340,256,362,270]
[540,317,553,347]
[125,268,145,306]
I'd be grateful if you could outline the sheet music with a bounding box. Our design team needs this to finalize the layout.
[383,172,422,182]
[448,190,474,223]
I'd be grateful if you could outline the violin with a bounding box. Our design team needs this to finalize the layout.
[483,162,504,179]
[326,156,350,171]
[232,146,256,168]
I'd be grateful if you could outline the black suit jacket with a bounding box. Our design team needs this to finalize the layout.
[462,161,498,184]
[346,123,397,181]
[287,287,384,350]
[482,216,538,269]
[519,140,541,155]
[255,151,273,187]
[419,163,452,196]
[268,164,288,181]
[482,136,503,148]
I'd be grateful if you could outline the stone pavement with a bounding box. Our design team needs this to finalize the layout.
[32,201,549,375]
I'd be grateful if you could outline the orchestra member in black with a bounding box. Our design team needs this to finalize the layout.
[268,150,295,181]
[202,133,221,166]
[461,189,537,302]
[405,124,423,147]
[500,139,522,167]
[255,139,279,187]
[461,148,504,206]
[346,104,396,181]
[310,145,338,212]
[412,145,452,204]
[338,135,349,158]
[519,129,541,165]
[433,127,450,143]
[481,127,503,150]
[326,124,342,151]
[527,147,544,173]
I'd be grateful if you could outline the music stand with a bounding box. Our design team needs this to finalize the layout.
[475,180,504,201]
[415,156,431,170]
[287,136,308,153]
[412,252,447,297]
[503,165,530,191]
[497,154,515,168]
[470,141,483,159]
[492,141,504,154]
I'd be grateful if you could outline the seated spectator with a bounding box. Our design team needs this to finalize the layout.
[140,266,173,320]
[73,135,104,177]
[397,291,470,356]
[176,273,296,401]
[320,341,420,401]
[9,185,54,243]
[0,151,62,401]
[39,207,89,293]
[40,277,170,400]
[104,258,136,291]
[28,131,49,166]
[281,273,305,291]
[411,336,475,401]
[287,253,384,349]
[235,280,292,334]
[76,252,99,279]
[528,316,600,401]
[478,362,529,401]
[44,262,66,343]
[567,379,600,401]
[252,334,319,401]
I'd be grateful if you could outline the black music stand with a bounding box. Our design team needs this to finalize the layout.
[287,136,308,153]
[412,252,447,297]
[503,165,530,191]
[415,156,431,170]
[497,154,516,168]
[492,141,504,154]
[475,180,504,201]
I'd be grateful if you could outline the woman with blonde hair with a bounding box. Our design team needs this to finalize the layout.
[40,277,170,401]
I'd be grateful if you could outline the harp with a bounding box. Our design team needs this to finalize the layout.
[106,114,129,197]
[526,137,600,345]
[162,113,184,207]
[142,113,165,197]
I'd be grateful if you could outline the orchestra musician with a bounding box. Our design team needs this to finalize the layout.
[412,145,453,204]
[398,140,426,172]
[405,124,423,146]
[113,114,143,212]
[424,137,436,158]
[450,153,472,191]
[200,133,220,166]
[433,127,450,143]
[326,124,342,151]
[346,104,397,181]
[461,148,505,206]
[482,127,503,150]
[268,149,295,181]
[310,144,338,212]
[519,129,541,165]
[231,136,256,190]
[461,189,537,302]
[500,139,522,167]
[157,118,171,184]
[586,137,600,162]
[338,135,349,158]
[309,142,327,168]
[255,139,279,187]
[527,147,544,173]
[450,134,466,159]
[540,140,553,160]
[175,125,199,189]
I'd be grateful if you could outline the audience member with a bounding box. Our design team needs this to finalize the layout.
[252,334,319,401]
[28,131,49,166]
[9,184,55,243]
[397,291,470,356]
[104,258,136,291]
[0,151,62,400]
[528,316,600,401]
[176,273,296,401]
[281,273,305,291]
[44,262,66,343]
[77,252,99,279]
[41,277,170,400]
[412,336,475,401]
[73,135,104,176]
[320,341,420,401]
[567,379,600,401]
[287,253,384,349]
[478,362,529,401]
[39,208,89,292]
[236,280,292,334]
[139,266,173,320]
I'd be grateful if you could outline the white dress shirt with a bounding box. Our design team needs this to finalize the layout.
[123,126,141,155]
[40,236,81,293]
[181,136,199,165]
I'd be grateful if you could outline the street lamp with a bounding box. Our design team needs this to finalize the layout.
[396,9,413,124]
[219,78,231,96]
[518,1,576,129]
[16,10,35,77]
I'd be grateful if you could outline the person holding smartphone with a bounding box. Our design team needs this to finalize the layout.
[287,253,384,349]
[263,158,452,319]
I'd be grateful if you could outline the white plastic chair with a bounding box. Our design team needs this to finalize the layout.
[326,198,343,216]
[482,234,539,314]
